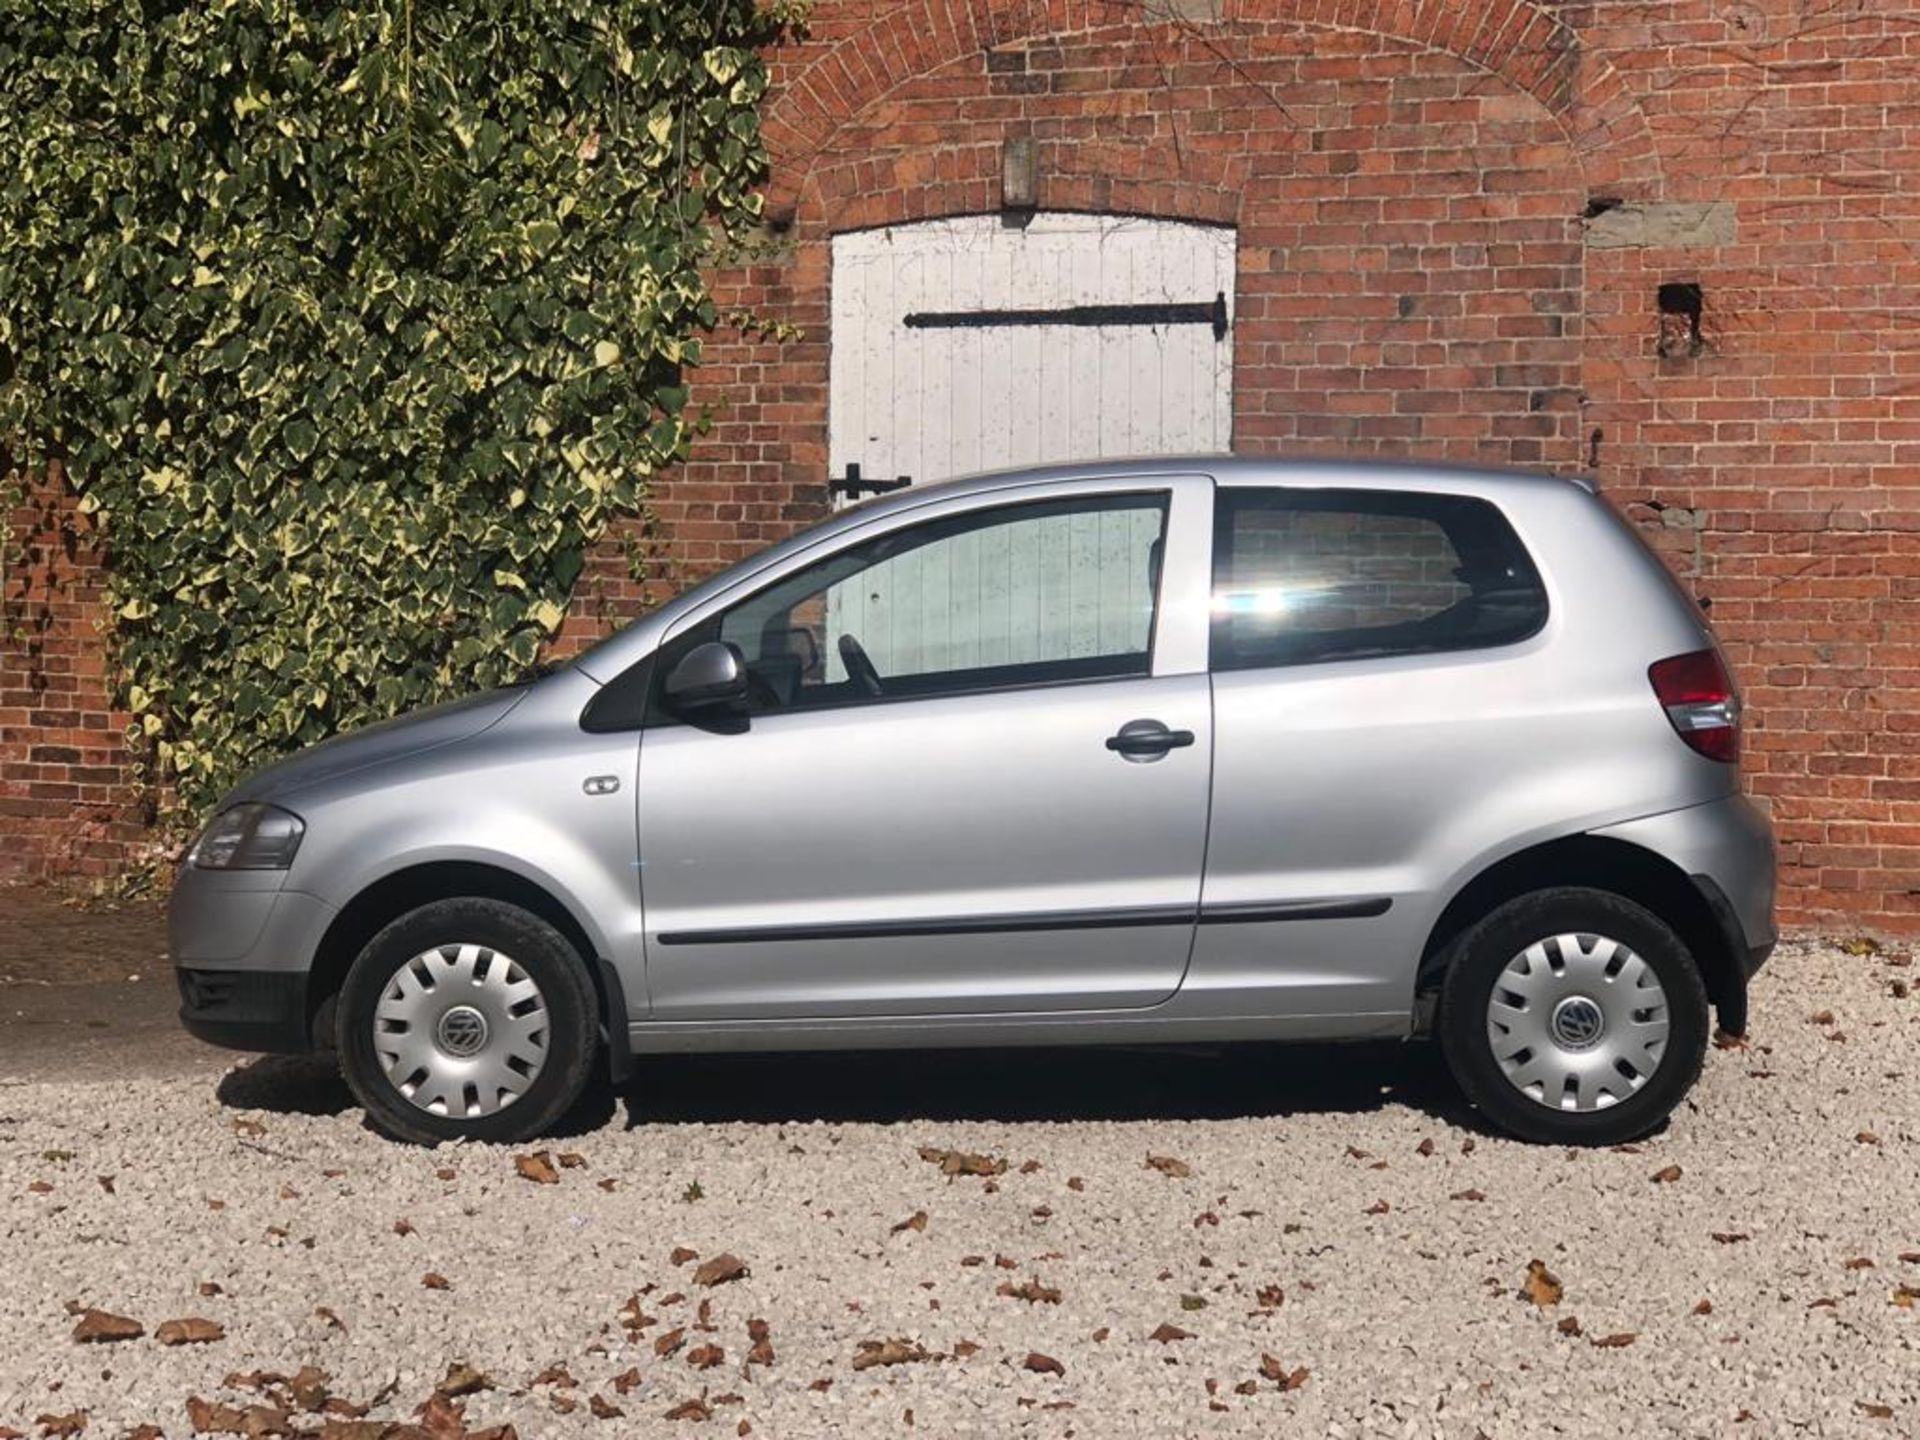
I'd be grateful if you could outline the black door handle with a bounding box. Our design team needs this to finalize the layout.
[1105,720,1196,758]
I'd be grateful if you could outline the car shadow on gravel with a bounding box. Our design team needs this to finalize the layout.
[215,1052,622,1139]
[210,1042,1488,1140]
[619,1040,1490,1133]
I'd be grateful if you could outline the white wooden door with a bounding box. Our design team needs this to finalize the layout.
[826,213,1235,678]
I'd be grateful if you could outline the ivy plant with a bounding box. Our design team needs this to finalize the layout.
[0,0,801,820]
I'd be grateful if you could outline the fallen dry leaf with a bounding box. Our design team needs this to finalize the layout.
[1416,1138,1435,1156]
[414,1394,465,1437]
[1651,1164,1683,1184]
[917,1146,1006,1177]
[890,1210,928,1236]
[437,1363,492,1398]
[851,1337,929,1370]
[1521,1260,1563,1308]
[1712,1232,1751,1245]
[1693,1299,1713,1315]
[1857,1401,1895,1420]
[1258,1355,1311,1390]
[1364,1199,1390,1215]
[588,1395,622,1420]
[184,1398,243,1435]
[663,1397,712,1422]
[951,1339,980,1359]
[654,1327,688,1358]
[1023,1352,1064,1377]
[34,1416,85,1440]
[421,1272,451,1291]
[746,1317,774,1361]
[1590,1332,1638,1348]
[156,1317,225,1346]
[71,1309,143,1343]
[694,1254,748,1287]
[393,1219,415,1237]
[558,1152,587,1169]
[1857,1131,1881,1146]
[1145,1154,1191,1179]
[996,1277,1061,1305]
[514,1153,559,1185]
[1149,1322,1194,1343]
[1556,1315,1583,1337]
[1255,1283,1284,1308]
[687,1344,725,1370]
[1451,1188,1487,1202]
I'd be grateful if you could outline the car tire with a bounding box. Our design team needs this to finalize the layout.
[336,897,600,1146]
[1436,886,1710,1146]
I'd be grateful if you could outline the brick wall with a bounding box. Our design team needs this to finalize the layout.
[0,468,148,880]
[5,0,1918,930]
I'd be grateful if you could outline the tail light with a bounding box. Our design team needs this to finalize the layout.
[1648,649,1740,763]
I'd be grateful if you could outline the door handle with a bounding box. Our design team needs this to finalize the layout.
[1105,719,1196,759]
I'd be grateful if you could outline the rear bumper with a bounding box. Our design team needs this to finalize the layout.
[1593,793,1776,1035]
[178,968,312,1054]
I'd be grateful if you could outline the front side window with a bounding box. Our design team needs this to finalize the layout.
[1211,488,1546,670]
[676,493,1169,714]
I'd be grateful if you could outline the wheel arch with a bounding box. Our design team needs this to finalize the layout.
[308,860,632,1080]
[1415,834,1744,1035]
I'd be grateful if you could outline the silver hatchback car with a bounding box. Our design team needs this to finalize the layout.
[172,458,1774,1146]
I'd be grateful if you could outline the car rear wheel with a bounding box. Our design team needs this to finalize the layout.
[1437,887,1709,1145]
[337,898,599,1146]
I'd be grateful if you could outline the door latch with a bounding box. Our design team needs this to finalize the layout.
[583,775,621,796]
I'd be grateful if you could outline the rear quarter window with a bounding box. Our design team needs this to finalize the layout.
[1211,487,1547,670]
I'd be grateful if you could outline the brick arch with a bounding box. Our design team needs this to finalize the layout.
[763,0,1660,220]
[790,133,1250,237]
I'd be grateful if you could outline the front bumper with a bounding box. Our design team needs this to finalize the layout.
[178,968,312,1053]
[170,863,337,1054]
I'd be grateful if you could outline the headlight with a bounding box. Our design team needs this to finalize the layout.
[188,803,306,870]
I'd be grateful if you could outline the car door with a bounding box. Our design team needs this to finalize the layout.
[1194,482,1554,1018]
[634,475,1214,1020]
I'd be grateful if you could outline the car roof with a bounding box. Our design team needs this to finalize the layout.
[840,453,1596,516]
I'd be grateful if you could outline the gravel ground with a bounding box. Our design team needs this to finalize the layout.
[1,935,1916,1439]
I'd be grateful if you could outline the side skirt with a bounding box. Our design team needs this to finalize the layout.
[626,1008,1409,1056]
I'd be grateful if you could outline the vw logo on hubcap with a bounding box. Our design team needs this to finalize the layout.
[435,1005,490,1058]
[1549,995,1606,1051]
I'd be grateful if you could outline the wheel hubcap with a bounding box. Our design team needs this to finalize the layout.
[1485,932,1669,1113]
[373,944,548,1119]
[1549,995,1606,1051]
[434,1005,490,1058]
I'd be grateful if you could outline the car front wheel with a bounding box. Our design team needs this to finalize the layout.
[1437,886,1710,1145]
[336,897,599,1146]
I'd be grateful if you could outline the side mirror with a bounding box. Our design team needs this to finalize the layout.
[663,640,749,714]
